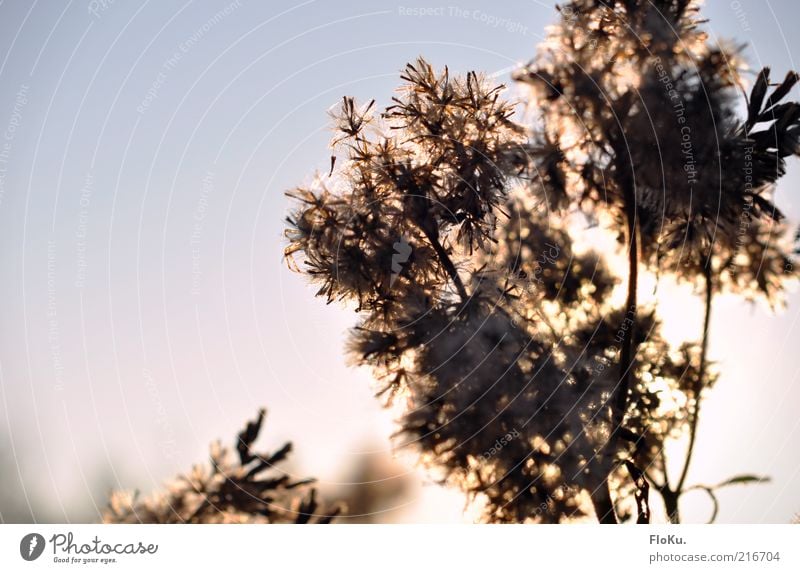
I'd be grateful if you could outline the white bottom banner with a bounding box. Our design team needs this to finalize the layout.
[0,524,797,572]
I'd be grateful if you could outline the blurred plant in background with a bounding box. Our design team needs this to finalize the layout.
[104,410,340,524]
[327,446,413,523]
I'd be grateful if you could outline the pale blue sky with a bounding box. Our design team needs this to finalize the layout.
[1,0,799,523]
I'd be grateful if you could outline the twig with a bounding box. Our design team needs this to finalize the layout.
[423,226,469,301]
[677,263,713,493]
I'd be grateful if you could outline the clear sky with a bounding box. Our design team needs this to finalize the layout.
[0,0,799,523]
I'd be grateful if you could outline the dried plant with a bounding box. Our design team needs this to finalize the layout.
[513,0,800,522]
[104,410,340,524]
[285,1,799,524]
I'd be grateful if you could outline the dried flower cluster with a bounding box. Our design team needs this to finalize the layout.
[104,410,339,524]
[286,0,799,523]
[515,0,799,298]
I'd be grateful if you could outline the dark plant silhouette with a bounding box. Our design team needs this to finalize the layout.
[285,0,799,523]
[104,410,340,524]
[514,0,799,522]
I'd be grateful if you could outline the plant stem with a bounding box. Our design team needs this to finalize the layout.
[590,477,618,524]
[661,488,681,524]
[677,263,713,493]
[423,227,469,301]
[587,175,638,525]
[613,184,640,437]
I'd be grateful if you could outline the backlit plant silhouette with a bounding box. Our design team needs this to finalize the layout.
[104,410,340,524]
[285,0,799,523]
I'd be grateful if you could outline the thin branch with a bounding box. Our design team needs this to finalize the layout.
[588,168,639,525]
[686,485,720,524]
[612,178,640,436]
[677,263,713,493]
[624,460,651,524]
[423,226,469,301]
[590,478,618,524]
